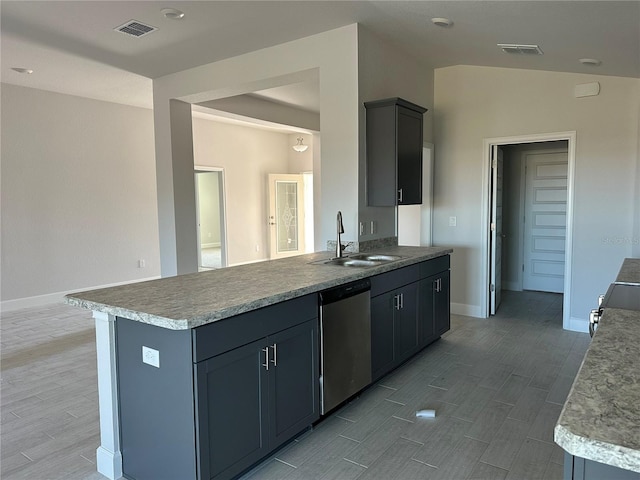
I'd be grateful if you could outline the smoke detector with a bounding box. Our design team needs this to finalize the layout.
[114,20,157,38]
[498,44,544,55]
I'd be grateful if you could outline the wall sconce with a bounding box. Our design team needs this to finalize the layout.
[292,137,309,152]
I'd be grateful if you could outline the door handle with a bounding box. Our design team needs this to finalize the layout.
[262,347,270,370]
[270,343,277,367]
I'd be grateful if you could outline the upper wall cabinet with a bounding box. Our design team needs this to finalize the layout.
[365,98,427,206]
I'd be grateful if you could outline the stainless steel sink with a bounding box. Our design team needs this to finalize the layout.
[313,253,404,268]
[349,254,403,262]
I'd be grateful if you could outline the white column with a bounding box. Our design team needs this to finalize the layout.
[93,311,123,480]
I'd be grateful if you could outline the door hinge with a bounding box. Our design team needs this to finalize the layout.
[490,223,496,231]
[490,284,495,292]
[492,158,497,169]
[522,264,525,272]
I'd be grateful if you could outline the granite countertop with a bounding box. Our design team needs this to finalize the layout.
[616,258,640,285]
[65,246,452,330]
[554,258,640,473]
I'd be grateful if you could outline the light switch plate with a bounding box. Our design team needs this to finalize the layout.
[449,216,457,227]
[142,346,160,368]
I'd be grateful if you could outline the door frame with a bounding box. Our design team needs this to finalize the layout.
[194,166,228,269]
[481,132,576,330]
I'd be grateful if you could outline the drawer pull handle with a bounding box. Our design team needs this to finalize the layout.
[262,347,270,370]
[271,343,277,367]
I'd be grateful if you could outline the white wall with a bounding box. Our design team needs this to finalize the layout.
[357,26,435,243]
[433,66,640,327]
[192,117,291,265]
[153,25,359,275]
[1,83,160,307]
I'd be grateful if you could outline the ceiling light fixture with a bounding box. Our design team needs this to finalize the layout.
[161,8,185,20]
[12,67,34,74]
[292,137,309,153]
[431,17,453,27]
[579,58,601,66]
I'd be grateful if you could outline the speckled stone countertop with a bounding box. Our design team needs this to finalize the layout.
[65,246,452,330]
[616,258,640,285]
[555,258,640,473]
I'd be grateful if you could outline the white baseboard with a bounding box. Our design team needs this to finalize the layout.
[202,242,221,249]
[566,316,588,333]
[1,276,161,313]
[451,302,483,318]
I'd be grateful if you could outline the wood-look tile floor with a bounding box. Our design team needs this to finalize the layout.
[1,291,590,480]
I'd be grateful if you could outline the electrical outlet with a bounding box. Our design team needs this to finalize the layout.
[138,259,146,268]
[142,346,160,368]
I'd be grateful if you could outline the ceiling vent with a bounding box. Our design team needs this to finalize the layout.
[498,44,543,55]
[115,20,157,38]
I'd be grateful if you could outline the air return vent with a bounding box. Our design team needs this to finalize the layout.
[115,20,157,38]
[497,44,543,55]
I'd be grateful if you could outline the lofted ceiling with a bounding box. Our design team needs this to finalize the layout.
[1,1,639,111]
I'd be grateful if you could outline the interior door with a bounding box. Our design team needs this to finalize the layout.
[490,145,504,315]
[268,174,305,259]
[523,150,568,293]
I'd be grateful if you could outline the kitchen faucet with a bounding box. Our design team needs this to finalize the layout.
[336,211,345,258]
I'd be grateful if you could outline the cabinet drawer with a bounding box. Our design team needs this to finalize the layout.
[370,264,420,297]
[192,294,317,363]
[419,255,450,279]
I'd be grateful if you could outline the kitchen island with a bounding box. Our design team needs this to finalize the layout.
[66,246,452,480]
[554,258,640,479]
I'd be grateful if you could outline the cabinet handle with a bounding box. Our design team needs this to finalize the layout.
[262,347,270,370]
[393,294,400,310]
[437,278,442,293]
[398,188,403,203]
[400,293,404,309]
[271,343,277,367]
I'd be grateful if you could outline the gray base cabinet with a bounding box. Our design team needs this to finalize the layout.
[371,256,450,382]
[564,452,640,480]
[115,294,318,480]
[195,320,318,480]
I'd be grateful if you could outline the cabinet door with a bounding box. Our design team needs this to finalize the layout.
[418,277,436,347]
[195,338,269,480]
[397,107,423,205]
[268,320,319,449]
[394,282,419,363]
[371,292,395,381]
[435,270,451,336]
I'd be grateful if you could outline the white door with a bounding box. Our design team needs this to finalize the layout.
[523,150,568,292]
[268,174,305,259]
[490,146,504,314]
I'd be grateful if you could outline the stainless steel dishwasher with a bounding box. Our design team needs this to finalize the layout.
[319,278,371,414]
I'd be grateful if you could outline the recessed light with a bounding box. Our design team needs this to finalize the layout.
[11,67,34,74]
[161,8,185,20]
[579,58,601,66]
[431,17,453,27]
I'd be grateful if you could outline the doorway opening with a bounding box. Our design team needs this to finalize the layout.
[195,167,227,270]
[482,132,576,330]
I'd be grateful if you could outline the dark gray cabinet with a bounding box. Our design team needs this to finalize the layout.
[418,256,451,347]
[365,97,427,206]
[370,265,420,381]
[564,452,640,480]
[195,319,318,480]
[115,294,318,480]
